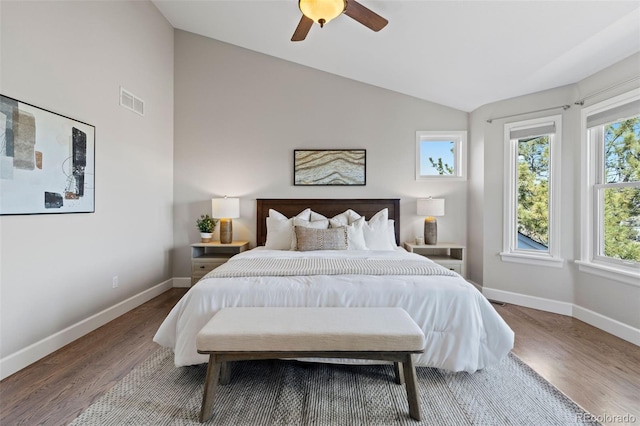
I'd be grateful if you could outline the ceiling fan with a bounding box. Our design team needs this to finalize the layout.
[292,0,388,42]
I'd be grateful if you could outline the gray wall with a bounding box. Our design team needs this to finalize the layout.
[173,30,469,277]
[0,1,174,361]
[468,53,640,329]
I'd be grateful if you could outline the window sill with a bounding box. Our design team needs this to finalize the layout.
[416,176,467,181]
[500,252,565,268]
[575,260,640,288]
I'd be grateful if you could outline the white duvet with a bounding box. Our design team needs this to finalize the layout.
[154,248,514,373]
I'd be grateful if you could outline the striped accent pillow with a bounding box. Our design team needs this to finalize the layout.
[295,226,348,251]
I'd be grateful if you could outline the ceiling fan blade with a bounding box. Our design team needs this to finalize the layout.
[291,15,314,42]
[344,0,388,32]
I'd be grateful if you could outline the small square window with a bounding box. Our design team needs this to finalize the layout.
[416,131,466,180]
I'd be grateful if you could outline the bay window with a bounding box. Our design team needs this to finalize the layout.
[579,90,640,285]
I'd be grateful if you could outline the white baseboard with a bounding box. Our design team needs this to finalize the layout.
[482,287,573,316]
[0,278,175,381]
[483,286,639,346]
[573,305,640,346]
[173,277,191,288]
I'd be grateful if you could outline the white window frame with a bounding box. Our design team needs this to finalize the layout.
[501,115,564,267]
[577,89,640,287]
[415,131,467,181]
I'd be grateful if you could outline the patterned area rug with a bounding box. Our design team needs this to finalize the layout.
[71,347,600,425]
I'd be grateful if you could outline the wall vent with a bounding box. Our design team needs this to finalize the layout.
[119,87,144,116]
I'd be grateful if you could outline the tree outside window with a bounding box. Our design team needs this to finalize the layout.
[517,136,549,250]
[501,115,562,267]
[415,131,467,180]
[578,90,639,284]
[599,117,640,262]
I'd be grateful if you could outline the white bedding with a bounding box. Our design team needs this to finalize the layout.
[154,247,514,373]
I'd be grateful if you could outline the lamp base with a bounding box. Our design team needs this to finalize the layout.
[424,218,437,245]
[220,219,233,244]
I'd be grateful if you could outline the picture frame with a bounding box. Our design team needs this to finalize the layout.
[294,149,366,186]
[1,95,95,215]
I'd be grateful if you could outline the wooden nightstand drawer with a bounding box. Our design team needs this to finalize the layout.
[191,271,210,285]
[192,258,227,274]
[191,259,227,285]
[190,241,249,286]
[433,261,462,274]
[403,242,466,278]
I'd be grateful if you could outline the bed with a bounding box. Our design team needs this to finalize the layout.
[154,198,514,373]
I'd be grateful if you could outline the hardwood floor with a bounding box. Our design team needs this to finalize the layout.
[0,288,188,426]
[493,303,640,426]
[1,289,638,425]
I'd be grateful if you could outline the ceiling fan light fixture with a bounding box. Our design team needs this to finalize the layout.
[299,0,346,27]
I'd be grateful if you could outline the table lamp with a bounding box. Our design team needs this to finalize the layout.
[212,197,240,244]
[417,197,445,245]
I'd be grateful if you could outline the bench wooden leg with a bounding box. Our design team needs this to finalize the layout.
[394,362,404,385]
[219,361,231,385]
[402,354,421,421]
[200,355,221,423]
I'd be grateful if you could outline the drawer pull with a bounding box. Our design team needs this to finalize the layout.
[200,266,205,269]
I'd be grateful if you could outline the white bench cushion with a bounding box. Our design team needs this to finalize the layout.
[196,307,425,352]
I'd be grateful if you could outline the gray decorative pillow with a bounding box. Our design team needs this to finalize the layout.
[294,226,348,251]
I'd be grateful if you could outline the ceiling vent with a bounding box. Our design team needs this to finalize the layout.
[119,87,144,116]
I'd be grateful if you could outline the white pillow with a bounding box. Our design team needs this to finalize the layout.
[330,209,362,226]
[309,210,328,221]
[363,208,396,250]
[269,208,310,221]
[291,217,329,249]
[329,216,367,250]
[265,208,312,250]
[387,219,397,247]
[265,217,292,249]
[268,208,287,220]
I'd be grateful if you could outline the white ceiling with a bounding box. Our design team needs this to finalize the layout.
[152,0,640,112]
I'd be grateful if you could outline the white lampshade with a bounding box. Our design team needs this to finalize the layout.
[211,197,240,219]
[299,0,346,26]
[417,198,445,217]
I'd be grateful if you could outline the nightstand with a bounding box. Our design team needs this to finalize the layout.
[403,242,466,277]
[190,241,249,286]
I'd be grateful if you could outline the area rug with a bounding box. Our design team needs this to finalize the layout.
[70,347,600,425]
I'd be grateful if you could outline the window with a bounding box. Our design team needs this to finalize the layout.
[578,89,640,285]
[415,131,466,180]
[501,115,563,267]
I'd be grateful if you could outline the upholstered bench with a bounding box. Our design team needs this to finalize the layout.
[196,307,426,422]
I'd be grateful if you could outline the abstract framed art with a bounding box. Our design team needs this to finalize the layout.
[0,95,95,215]
[294,149,366,186]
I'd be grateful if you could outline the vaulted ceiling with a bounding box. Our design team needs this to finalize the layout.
[152,0,640,112]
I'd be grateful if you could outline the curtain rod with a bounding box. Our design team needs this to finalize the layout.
[486,105,570,124]
[574,75,640,106]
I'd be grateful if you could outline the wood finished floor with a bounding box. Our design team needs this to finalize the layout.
[494,302,640,426]
[1,288,638,426]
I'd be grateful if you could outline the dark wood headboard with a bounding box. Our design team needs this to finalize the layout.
[256,199,400,246]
